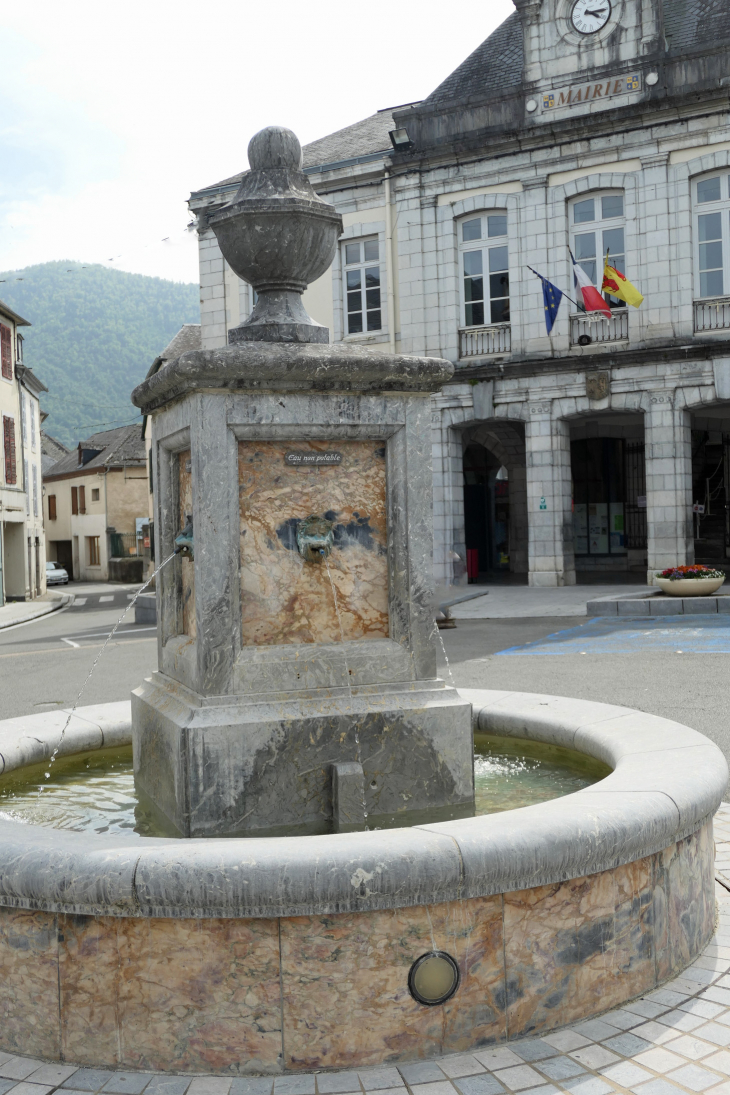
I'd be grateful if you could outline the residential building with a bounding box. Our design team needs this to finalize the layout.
[43,425,148,582]
[0,299,47,604]
[189,0,730,587]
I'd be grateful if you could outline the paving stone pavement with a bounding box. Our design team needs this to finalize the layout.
[4,806,730,1095]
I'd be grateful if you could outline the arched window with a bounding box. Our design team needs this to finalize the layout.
[459,213,510,328]
[569,191,626,307]
[693,172,730,300]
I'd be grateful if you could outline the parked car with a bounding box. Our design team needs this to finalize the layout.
[46,561,69,585]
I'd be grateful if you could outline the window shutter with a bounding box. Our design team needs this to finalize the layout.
[0,325,11,380]
[71,486,78,515]
[79,485,86,514]
[3,417,16,484]
[49,494,57,521]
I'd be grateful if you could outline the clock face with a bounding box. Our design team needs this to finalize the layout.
[571,0,612,33]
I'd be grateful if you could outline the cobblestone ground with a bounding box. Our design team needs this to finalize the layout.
[4,807,730,1095]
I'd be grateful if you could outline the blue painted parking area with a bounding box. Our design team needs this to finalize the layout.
[496,614,730,655]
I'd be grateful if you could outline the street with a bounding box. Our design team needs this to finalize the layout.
[3,584,730,780]
[439,614,730,767]
[0,582,157,720]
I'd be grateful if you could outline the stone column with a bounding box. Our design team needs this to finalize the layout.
[525,403,576,586]
[645,393,693,581]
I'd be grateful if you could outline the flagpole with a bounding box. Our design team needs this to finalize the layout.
[525,266,580,310]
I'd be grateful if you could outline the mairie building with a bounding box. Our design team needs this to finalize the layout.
[190,0,730,587]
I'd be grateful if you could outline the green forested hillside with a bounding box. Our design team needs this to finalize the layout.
[0,262,199,447]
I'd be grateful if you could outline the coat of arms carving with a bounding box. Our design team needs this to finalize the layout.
[586,371,610,401]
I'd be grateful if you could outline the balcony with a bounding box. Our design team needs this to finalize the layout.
[694,297,730,334]
[570,309,628,348]
[459,323,511,359]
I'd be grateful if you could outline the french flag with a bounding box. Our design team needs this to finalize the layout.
[570,250,612,318]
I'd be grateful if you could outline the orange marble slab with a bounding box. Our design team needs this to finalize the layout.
[0,906,60,1059]
[238,440,388,645]
[59,914,283,1074]
[504,855,655,1037]
[279,896,506,1070]
[178,450,196,639]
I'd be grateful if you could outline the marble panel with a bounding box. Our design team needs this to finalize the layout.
[0,906,60,1060]
[654,821,715,983]
[238,440,388,645]
[59,914,124,1066]
[179,450,196,639]
[504,856,655,1038]
[279,896,505,1071]
[60,915,283,1074]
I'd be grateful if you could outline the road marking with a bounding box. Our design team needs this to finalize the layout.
[73,598,87,606]
[0,637,157,659]
[99,595,113,602]
[67,626,156,640]
[60,637,81,648]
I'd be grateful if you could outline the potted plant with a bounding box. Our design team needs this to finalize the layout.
[655,564,726,596]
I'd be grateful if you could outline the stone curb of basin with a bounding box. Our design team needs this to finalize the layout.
[0,591,73,631]
[586,586,730,615]
[0,689,725,920]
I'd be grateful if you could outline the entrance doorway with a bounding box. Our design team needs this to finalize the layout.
[691,429,730,564]
[463,443,510,576]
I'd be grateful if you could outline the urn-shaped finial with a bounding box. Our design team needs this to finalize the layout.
[209,126,343,344]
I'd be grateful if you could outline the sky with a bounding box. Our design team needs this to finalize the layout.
[0,0,514,285]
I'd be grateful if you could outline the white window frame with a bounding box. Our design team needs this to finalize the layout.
[693,171,730,301]
[342,236,383,337]
[458,212,510,329]
[569,190,627,309]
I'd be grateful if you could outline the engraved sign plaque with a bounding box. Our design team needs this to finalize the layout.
[285,451,343,466]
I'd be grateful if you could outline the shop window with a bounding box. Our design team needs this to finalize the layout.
[572,438,628,556]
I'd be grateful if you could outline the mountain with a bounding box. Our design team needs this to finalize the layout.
[0,262,200,447]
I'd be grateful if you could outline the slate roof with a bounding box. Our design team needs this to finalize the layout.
[664,0,730,52]
[193,109,408,197]
[40,432,70,475]
[44,424,146,479]
[420,13,524,108]
[144,324,201,380]
[421,0,729,111]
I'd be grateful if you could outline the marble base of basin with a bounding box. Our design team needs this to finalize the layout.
[132,673,474,837]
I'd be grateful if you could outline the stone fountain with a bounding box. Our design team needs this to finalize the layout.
[130,125,474,839]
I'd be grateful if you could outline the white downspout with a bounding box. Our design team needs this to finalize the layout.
[384,169,396,354]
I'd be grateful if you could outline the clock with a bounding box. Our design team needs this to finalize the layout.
[571,0,612,34]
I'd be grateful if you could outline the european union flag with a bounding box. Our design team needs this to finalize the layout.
[528,266,564,333]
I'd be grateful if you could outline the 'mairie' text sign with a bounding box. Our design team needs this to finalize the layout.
[542,73,641,112]
[285,451,343,466]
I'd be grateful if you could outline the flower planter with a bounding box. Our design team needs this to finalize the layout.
[655,576,725,597]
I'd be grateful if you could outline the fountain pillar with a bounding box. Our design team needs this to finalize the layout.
[131,126,474,838]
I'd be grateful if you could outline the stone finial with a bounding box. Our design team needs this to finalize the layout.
[209,126,343,344]
[512,0,542,24]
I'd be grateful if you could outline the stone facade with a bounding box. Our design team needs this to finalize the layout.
[190,0,730,586]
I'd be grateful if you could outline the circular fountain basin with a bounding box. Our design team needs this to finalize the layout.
[0,690,723,1075]
[0,735,611,837]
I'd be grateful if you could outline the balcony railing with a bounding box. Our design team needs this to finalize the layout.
[459,323,511,359]
[570,309,628,347]
[694,297,730,333]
